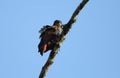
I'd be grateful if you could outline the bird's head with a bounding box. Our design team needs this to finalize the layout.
[53,20,62,27]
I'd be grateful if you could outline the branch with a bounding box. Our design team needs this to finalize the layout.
[63,0,89,35]
[39,0,89,78]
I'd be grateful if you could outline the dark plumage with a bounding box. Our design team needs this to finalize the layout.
[38,20,63,56]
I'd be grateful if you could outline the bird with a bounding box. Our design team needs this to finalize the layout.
[38,20,63,56]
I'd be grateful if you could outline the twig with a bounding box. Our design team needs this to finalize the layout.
[39,0,89,78]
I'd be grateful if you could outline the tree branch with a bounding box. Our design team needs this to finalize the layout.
[39,0,89,78]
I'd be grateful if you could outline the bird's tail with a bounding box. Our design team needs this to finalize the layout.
[38,42,48,56]
[38,41,44,56]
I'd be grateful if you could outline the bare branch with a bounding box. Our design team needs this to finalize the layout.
[39,0,89,78]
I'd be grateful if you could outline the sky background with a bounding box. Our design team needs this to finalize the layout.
[0,0,120,78]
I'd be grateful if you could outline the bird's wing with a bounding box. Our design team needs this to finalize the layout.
[39,25,51,38]
[38,26,55,53]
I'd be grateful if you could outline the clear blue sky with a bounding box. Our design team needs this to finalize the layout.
[0,0,120,78]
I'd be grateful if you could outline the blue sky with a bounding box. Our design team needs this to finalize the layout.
[0,0,120,78]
